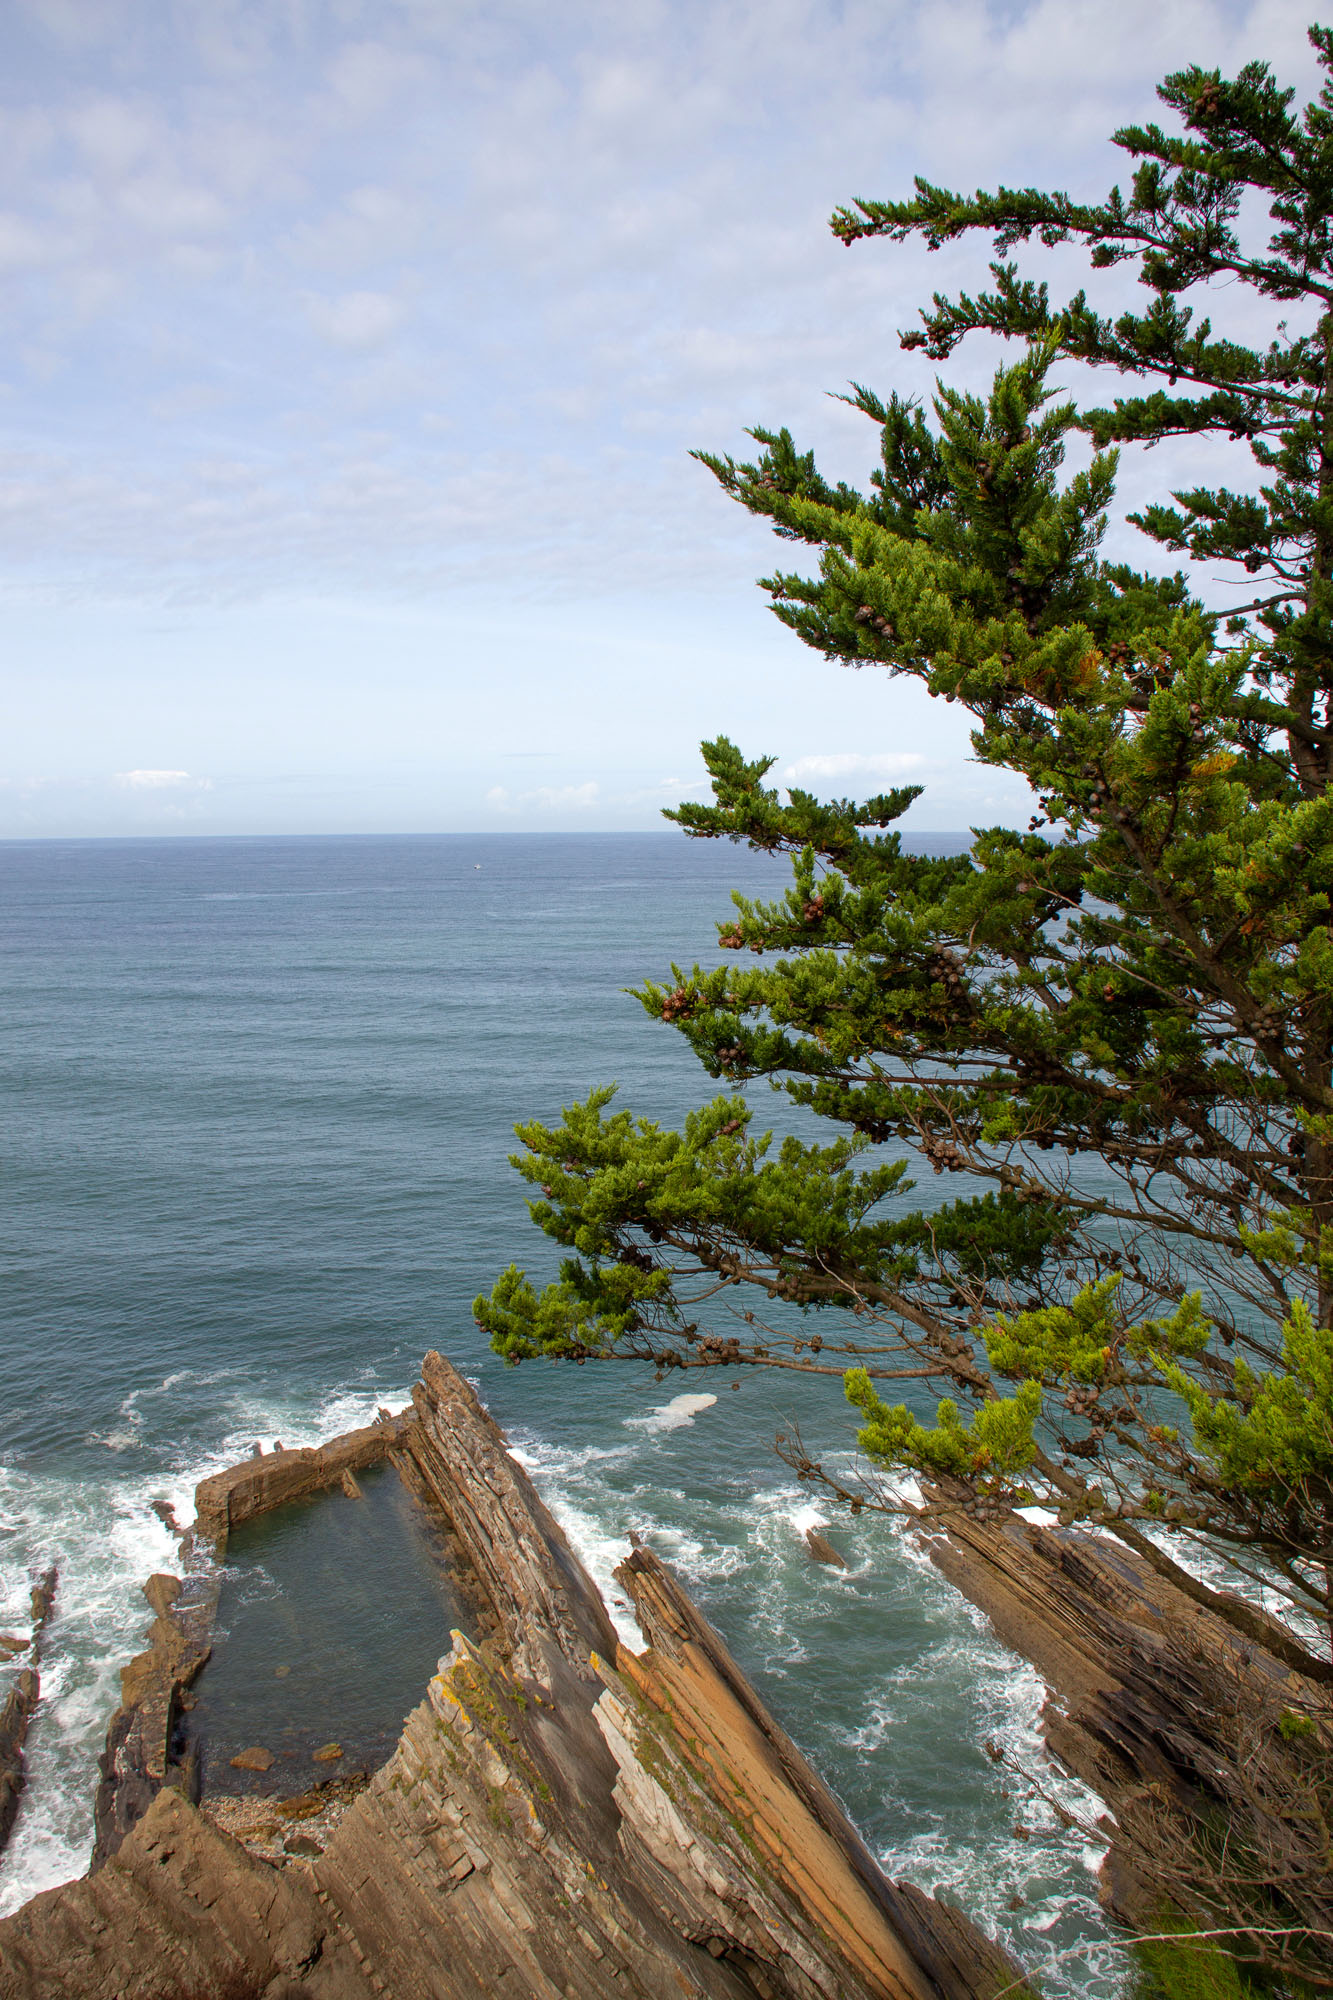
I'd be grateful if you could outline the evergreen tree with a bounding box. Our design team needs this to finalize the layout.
[476,30,1333,1684]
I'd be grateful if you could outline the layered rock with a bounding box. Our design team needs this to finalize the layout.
[1,1785,377,2000]
[0,1675,40,1863]
[92,1571,215,1866]
[192,1414,411,1550]
[0,1569,57,1860]
[605,1547,1013,2000]
[921,1489,1333,1945]
[0,1357,1023,2000]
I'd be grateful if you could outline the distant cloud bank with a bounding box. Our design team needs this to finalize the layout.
[783,753,927,784]
[114,769,212,790]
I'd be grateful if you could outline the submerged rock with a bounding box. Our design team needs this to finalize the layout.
[228,1747,275,1773]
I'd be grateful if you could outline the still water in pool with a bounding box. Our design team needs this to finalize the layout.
[188,1464,469,1794]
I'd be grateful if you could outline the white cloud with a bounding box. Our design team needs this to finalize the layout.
[117,174,228,236]
[67,97,153,176]
[783,753,928,785]
[325,41,427,123]
[0,0,1311,610]
[529,781,599,809]
[0,0,1318,835]
[285,186,424,271]
[486,780,601,813]
[0,212,50,271]
[304,289,408,349]
[113,768,210,789]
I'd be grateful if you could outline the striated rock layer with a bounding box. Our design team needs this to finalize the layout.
[920,1483,1333,1942]
[0,1571,57,1862]
[0,1358,1021,2000]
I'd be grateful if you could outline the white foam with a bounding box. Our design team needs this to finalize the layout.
[0,1464,180,1912]
[862,1594,1117,1998]
[624,1392,718,1434]
[0,1378,413,1915]
[509,1435,644,1651]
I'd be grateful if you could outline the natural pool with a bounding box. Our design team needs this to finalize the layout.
[187,1463,470,1795]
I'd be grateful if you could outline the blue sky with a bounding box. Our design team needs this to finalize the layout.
[0,0,1319,836]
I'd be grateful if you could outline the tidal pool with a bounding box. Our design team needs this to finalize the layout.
[188,1462,470,1795]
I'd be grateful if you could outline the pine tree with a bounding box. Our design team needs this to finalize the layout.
[476,30,1333,1685]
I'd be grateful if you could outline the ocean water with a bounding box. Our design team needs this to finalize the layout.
[0,831,1120,1994]
[187,1462,471,1793]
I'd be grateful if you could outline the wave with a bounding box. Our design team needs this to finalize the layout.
[0,1376,409,1916]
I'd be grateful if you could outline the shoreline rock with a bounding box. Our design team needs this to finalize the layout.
[0,1355,1024,2000]
[191,1412,410,1551]
[919,1479,1333,1945]
[0,1566,57,1860]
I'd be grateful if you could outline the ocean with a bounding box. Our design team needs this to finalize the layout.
[0,830,1120,1993]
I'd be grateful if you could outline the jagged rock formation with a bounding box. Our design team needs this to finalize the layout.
[0,1786,373,2000]
[0,1677,39,1865]
[0,1357,1022,2000]
[921,1490,1333,1947]
[90,1412,414,1867]
[192,1414,411,1550]
[92,1571,214,1866]
[602,1547,1013,2000]
[0,1570,57,1860]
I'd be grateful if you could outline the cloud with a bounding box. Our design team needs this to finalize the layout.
[304,289,407,349]
[486,780,601,813]
[67,97,153,175]
[782,753,928,785]
[1,0,1320,836]
[325,41,428,123]
[0,0,1312,612]
[113,768,211,789]
[530,781,599,809]
[116,174,228,237]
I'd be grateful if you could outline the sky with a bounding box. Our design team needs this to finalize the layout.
[0,0,1322,838]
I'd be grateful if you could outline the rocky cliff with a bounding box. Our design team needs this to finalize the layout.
[0,1358,1022,2000]
[920,1482,1333,1967]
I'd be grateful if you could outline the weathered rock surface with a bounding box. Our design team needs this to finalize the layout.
[0,1674,40,1861]
[601,1547,1011,2000]
[0,1359,1022,2000]
[0,1568,57,1860]
[0,1785,374,2000]
[921,1487,1333,1941]
[804,1529,846,1570]
[192,1414,410,1549]
[90,1419,414,1864]
[92,1570,214,1866]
